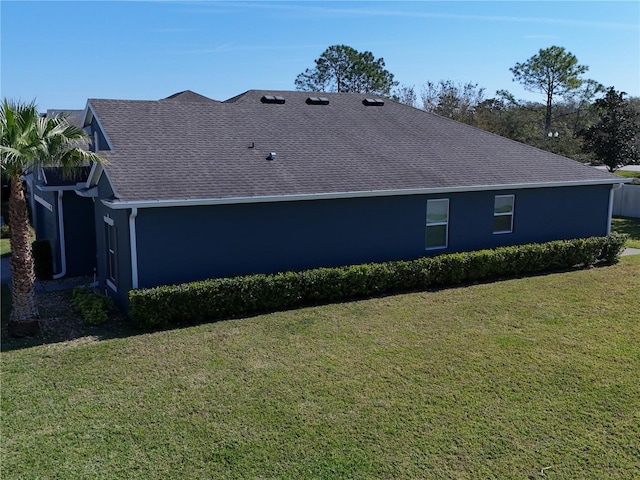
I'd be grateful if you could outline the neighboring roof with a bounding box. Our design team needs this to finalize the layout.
[162,90,219,103]
[45,109,84,127]
[86,90,622,205]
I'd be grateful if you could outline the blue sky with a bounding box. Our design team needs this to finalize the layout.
[1,1,638,110]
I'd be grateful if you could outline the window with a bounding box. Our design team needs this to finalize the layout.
[104,216,118,289]
[493,195,514,234]
[425,199,449,249]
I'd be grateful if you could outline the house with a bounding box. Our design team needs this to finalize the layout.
[28,90,625,311]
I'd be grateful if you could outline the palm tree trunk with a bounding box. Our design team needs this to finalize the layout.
[8,175,38,323]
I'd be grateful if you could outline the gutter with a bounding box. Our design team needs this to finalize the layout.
[607,183,625,234]
[101,178,628,210]
[53,191,67,279]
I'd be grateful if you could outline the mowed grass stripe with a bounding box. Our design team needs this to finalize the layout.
[2,256,639,479]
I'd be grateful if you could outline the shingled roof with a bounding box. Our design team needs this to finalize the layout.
[86,90,621,205]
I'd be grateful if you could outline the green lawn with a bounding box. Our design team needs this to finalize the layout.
[2,256,639,479]
[612,216,640,249]
[0,237,10,257]
[614,170,640,179]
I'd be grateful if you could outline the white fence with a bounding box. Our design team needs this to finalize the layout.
[613,184,640,218]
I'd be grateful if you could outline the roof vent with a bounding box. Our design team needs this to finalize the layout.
[306,96,330,105]
[261,95,285,104]
[362,98,384,106]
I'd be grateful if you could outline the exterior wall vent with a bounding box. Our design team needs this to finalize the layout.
[261,95,285,104]
[362,98,384,106]
[306,96,330,105]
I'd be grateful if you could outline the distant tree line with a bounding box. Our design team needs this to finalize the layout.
[295,45,639,171]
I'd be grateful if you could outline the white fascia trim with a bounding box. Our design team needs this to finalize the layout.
[85,162,104,188]
[100,179,627,210]
[83,101,114,150]
[36,183,87,192]
[34,194,53,212]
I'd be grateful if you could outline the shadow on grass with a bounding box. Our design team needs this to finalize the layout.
[611,216,640,243]
[1,286,140,352]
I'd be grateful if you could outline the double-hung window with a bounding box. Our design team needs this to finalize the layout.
[104,216,118,289]
[425,199,449,249]
[493,195,515,234]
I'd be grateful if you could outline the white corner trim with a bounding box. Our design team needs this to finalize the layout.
[34,194,53,212]
[129,207,139,289]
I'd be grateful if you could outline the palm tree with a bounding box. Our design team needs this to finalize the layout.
[1,99,105,330]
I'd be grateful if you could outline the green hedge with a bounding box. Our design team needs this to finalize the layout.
[129,234,628,329]
[72,287,114,325]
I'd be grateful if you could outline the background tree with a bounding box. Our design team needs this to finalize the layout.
[420,80,485,125]
[1,100,105,330]
[393,85,418,108]
[295,45,397,96]
[580,88,640,172]
[510,46,588,135]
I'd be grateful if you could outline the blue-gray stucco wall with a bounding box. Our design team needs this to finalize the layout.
[32,190,97,277]
[62,193,96,277]
[132,184,612,293]
[94,176,132,309]
[32,190,61,273]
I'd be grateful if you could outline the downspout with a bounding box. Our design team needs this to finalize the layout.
[129,207,139,289]
[53,190,67,279]
[607,183,624,235]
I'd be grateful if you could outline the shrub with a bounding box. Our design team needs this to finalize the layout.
[32,239,53,280]
[129,235,628,329]
[0,224,10,239]
[72,287,114,324]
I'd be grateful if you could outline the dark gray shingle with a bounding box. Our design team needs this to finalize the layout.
[88,90,621,203]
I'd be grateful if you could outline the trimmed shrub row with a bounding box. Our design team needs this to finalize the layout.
[129,234,628,329]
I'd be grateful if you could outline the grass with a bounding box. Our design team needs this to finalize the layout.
[614,170,640,179]
[0,238,10,257]
[2,255,639,479]
[612,216,640,249]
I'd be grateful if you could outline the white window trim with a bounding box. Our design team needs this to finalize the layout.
[425,198,449,250]
[34,194,53,212]
[104,216,118,290]
[493,194,515,234]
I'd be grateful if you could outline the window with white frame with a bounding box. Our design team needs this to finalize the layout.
[104,216,118,288]
[425,199,449,249]
[493,195,515,234]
